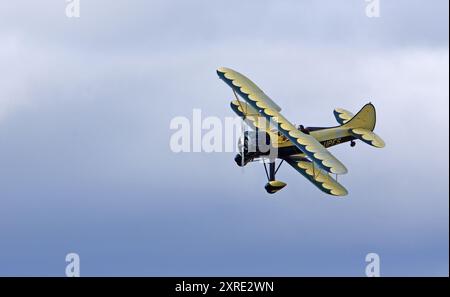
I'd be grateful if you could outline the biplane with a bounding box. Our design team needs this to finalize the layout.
[217,67,385,196]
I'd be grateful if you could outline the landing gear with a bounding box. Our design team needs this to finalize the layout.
[265,180,287,194]
[263,160,287,194]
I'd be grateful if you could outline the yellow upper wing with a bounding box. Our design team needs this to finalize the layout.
[218,67,282,112]
[217,67,348,175]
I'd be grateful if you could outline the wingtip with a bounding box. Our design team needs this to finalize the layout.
[332,166,348,175]
[375,140,386,148]
[338,170,349,175]
[216,67,229,74]
[330,185,348,196]
[327,160,348,175]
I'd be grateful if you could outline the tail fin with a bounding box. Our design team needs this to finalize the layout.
[341,103,377,131]
[340,103,385,148]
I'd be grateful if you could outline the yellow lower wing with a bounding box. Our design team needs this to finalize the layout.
[230,100,284,145]
[285,157,348,196]
[230,100,270,131]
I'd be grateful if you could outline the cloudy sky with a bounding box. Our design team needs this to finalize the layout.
[0,0,448,276]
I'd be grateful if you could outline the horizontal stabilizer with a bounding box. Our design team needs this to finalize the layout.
[334,108,354,125]
[349,128,385,148]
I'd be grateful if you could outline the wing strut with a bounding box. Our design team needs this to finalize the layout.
[263,159,284,182]
[233,90,247,118]
[263,162,270,180]
[275,159,284,175]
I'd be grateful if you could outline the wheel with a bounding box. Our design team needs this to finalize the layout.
[264,181,287,194]
[234,154,247,167]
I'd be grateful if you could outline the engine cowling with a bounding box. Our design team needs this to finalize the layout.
[238,131,272,155]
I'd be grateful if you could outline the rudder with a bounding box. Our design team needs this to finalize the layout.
[341,103,377,131]
[341,103,385,148]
